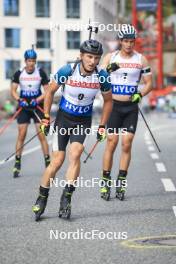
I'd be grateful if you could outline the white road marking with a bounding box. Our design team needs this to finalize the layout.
[172,206,176,217]
[155,162,167,172]
[144,134,150,141]
[150,153,159,159]
[148,146,155,151]
[161,179,176,192]
[144,130,150,140]
[0,140,52,166]
[145,140,152,145]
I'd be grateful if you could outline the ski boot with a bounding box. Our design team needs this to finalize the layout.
[13,156,21,178]
[44,155,50,168]
[116,171,127,201]
[58,185,75,219]
[32,186,49,221]
[100,172,111,201]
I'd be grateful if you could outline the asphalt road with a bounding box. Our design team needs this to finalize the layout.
[0,110,176,264]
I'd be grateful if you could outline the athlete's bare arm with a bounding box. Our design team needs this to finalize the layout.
[11,82,20,101]
[101,53,112,69]
[140,56,153,96]
[44,80,60,115]
[100,91,112,126]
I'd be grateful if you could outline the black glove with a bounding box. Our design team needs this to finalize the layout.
[131,92,142,103]
[40,114,50,136]
[97,125,106,142]
[106,62,120,73]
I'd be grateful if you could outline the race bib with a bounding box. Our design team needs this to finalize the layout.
[112,84,137,95]
[59,96,93,116]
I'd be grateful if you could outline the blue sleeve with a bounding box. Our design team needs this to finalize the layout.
[98,69,111,92]
[54,64,72,84]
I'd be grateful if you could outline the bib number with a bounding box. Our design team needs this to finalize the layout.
[78,93,84,100]
[120,73,128,83]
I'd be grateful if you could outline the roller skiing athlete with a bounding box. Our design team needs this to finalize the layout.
[100,24,152,201]
[32,39,112,221]
[11,49,50,178]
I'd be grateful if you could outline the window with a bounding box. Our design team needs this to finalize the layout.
[36,30,50,48]
[4,0,19,16]
[36,0,50,17]
[67,31,80,49]
[5,60,20,79]
[37,61,51,76]
[5,28,20,48]
[66,0,80,18]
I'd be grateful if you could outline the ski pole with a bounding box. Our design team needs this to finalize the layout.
[83,148,92,159]
[36,105,45,113]
[33,110,56,126]
[87,18,99,40]
[33,110,42,123]
[1,131,41,164]
[83,141,99,163]
[139,106,161,152]
[34,109,91,158]
[1,116,55,166]
[0,107,22,136]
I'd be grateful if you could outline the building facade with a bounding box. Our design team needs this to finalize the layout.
[0,0,117,96]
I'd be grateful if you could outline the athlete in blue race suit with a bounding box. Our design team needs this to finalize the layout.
[11,49,50,178]
[32,39,113,220]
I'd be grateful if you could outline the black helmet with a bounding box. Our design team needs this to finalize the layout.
[80,39,103,55]
[117,24,137,39]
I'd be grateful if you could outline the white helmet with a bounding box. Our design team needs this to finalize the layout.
[117,24,137,39]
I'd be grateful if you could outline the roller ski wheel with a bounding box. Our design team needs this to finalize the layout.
[32,195,48,221]
[13,159,21,178]
[116,189,125,201]
[59,190,73,219]
[44,155,50,168]
[101,190,110,201]
[100,176,111,201]
[13,168,20,178]
[116,175,126,201]
[34,211,42,222]
[58,205,71,219]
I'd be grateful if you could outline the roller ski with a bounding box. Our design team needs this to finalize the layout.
[44,155,50,167]
[32,186,49,221]
[32,194,48,221]
[13,156,21,178]
[116,175,127,201]
[58,185,75,219]
[100,174,111,201]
